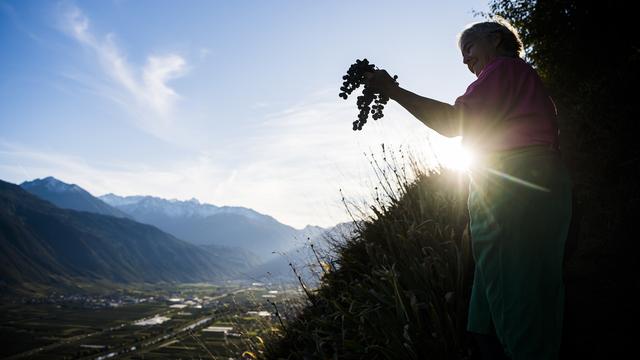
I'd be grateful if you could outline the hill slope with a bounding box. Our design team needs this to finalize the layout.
[247,221,357,284]
[262,169,475,359]
[0,180,238,291]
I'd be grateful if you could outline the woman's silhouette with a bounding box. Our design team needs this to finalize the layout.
[364,16,571,360]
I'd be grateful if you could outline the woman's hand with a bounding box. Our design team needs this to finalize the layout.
[363,69,399,95]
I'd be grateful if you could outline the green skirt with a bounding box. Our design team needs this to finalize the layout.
[466,144,572,360]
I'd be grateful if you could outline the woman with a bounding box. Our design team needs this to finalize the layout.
[363,17,572,360]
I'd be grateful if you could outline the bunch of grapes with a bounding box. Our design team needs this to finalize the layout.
[339,58,399,130]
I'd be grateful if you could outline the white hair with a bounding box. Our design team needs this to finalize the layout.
[457,15,525,59]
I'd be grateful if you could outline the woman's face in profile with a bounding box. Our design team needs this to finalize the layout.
[460,33,498,77]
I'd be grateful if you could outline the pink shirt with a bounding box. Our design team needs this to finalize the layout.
[453,56,559,152]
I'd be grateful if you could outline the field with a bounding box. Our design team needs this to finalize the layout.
[0,282,304,359]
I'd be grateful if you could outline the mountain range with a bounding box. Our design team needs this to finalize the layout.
[1,176,348,292]
[0,180,248,292]
[246,221,358,284]
[99,193,325,261]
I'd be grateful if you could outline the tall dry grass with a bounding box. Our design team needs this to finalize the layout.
[258,145,477,359]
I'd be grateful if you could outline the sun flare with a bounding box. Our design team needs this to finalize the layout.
[432,137,474,171]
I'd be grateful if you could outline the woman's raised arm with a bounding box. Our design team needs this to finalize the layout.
[364,70,461,137]
[387,85,460,138]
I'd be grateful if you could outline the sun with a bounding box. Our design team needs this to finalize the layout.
[432,137,474,172]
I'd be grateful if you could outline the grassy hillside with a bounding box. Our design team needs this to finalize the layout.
[259,150,477,359]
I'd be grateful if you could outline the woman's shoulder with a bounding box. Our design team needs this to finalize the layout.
[480,56,531,77]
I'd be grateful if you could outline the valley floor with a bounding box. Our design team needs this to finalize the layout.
[0,281,304,359]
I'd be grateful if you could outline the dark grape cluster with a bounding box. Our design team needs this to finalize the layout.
[339,58,399,130]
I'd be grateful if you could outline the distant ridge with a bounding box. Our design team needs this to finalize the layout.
[1,179,245,291]
[15,176,334,272]
[247,221,357,284]
[21,177,129,219]
[101,193,328,262]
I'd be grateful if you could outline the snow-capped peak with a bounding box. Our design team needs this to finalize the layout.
[21,176,83,193]
[100,194,221,218]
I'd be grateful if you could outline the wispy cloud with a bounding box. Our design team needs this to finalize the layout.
[0,85,459,229]
[197,89,451,226]
[60,4,187,133]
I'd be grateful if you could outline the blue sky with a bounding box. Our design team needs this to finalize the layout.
[0,0,489,228]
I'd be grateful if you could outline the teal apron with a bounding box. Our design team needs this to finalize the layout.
[466,144,572,359]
